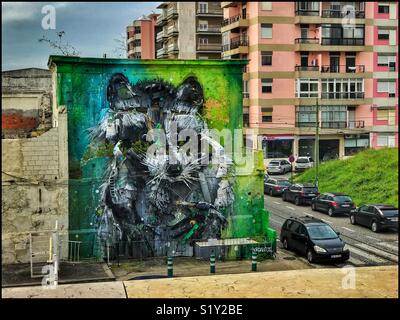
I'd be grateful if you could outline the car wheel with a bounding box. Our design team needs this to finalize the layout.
[328,208,334,217]
[371,221,379,233]
[282,238,289,250]
[311,203,316,211]
[269,189,274,196]
[295,197,301,206]
[350,215,356,225]
[306,249,314,263]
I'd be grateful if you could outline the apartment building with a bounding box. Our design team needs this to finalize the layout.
[156,2,223,59]
[127,14,159,59]
[221,1,398,163]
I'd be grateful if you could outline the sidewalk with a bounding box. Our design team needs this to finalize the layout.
[2,266,398,298]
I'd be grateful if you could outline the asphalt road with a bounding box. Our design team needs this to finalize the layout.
[264,171,398,267]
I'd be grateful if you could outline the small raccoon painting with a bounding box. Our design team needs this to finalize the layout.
[88,74,234,257]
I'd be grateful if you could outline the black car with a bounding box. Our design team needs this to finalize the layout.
[282,183,319,206]
[349,204,398,232]
[311,193,356,217]
[280,216,350,263]
[264,178,292,196]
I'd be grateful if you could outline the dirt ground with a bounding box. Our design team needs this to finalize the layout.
[110,250,318,281]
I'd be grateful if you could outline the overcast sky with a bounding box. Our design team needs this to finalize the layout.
[2,2,160,71]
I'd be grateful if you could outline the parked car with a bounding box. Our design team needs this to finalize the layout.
[280,216,350,263]
[349,204,398,232]
[264,178,292,196]
[282,183,319,205]
[294,156,314,172]
[267,160,292,175]
[264,172,270,183]
[311,193,356,217]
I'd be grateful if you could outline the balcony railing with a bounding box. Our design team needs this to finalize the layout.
[295,9,320,16]
[222,35,248,52]
[166,8,178,18]
[295,65,319,71]
[222,14,247,27]
[157,47,167,57]
[321,9,365,18]
[321,65,365,73]
[167,26,178,35]
[321,38,364,46]
[197,43,222,51]
[295,38,319,44]
[243,92,250,98]
[321,92,365,99]
[197,9,223,15]
[348,120,365,129]
[197,26,221,33]
[296,121,365,129]
[167,43,179,52]
[321,121,347,129]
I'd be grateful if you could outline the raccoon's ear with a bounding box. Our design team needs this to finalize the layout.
[107,73,133,106]
[176,76,204,110]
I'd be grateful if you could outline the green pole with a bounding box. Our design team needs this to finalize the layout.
[251,251,257,271]
[167,256,173,277]
[210,253,216,274]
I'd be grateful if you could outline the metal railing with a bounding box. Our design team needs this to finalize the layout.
[243,92,250,98]
[295,9,320,16]
[295,38,319,44]
[321,92,365,99]
[348,120,365,129]
[321,38,364,46]
[166,8,178,18]
[295,65,319,71]
[197,26,221,33]
[197,9,223,15]
[321,9,365,18]
[321,65,365,73]
[222,14,247,27]
[296,120,365,129]
[222,35,248,52]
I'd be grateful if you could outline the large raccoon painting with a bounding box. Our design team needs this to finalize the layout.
[88,74,234,256]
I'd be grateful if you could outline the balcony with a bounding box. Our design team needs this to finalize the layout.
[348,120,365,129]
[321,38,364,46]
[167,43,178,53]
[156,30,166,41]
[222,35,248,52]
[166,7,178,19]
[221,14,248,33]
[196,9,223,17]
[321,92,365,100]
[197,25,221,33]
[156,14,167,26]
[295,38,319,44]
[197,43,222,52]
[167,25,178,36]
[321,65,365,73]
[295,9,320,16]
[295,65,319,71]
[321,9,365,18]
[156,47,168,58]
[296,120,365,129]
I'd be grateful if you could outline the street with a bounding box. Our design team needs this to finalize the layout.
[264,172,398,267]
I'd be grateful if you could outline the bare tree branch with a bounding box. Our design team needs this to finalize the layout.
[39,31,80,56]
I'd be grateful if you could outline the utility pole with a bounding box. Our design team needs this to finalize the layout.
[315,98,319,187]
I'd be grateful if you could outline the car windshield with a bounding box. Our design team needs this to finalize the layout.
[334,196,352,203]
[296,158,309,163]
[306,224,338,240]
[303,187,318,193]
[269,161,280,166]
[380,209,398,217]
[277,180,291,187]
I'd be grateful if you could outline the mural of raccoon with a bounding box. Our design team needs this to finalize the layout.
[87,74,235,257]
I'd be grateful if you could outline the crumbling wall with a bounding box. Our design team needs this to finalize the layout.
[1,114,68,264]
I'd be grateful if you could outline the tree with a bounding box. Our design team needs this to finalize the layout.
[112,33,127,58]
[39,31,80,56]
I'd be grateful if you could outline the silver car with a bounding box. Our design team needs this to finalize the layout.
[267,160,292,175]
[294,156,314,172]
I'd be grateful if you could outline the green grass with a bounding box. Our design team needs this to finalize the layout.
[294,148,398,207]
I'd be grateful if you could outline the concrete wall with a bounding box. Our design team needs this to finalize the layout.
[177,2,196,59]
[1,113,68,264]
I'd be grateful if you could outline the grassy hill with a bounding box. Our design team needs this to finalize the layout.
[294,148,398,207]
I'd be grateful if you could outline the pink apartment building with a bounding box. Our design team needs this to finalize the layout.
[221,1,398,163]
[127,14,159,59]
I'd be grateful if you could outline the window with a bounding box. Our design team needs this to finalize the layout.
[378,4,390,14]
[295,79,319,98]
[377,134,396,147]
[378,28,390,40]
[321,78,364,99]
[261,2,272,11]
[344,134,369,156]
[377,108,396,125]
[296,106,316,127]
[198,2,208,13]
[262,107,273,122]
[261,79,273,93]
[261,24,272,38]
[321,106,347,128]
[198,20,208,31]
[261,51,272,66]
[134,39,141,46]
[300,52,309,66]
[262,138,293,159]
[377,54,396,69]
[199,38,208,45]
[377,80,396,96]
[321,24,364,45]
[134,26,141,34]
